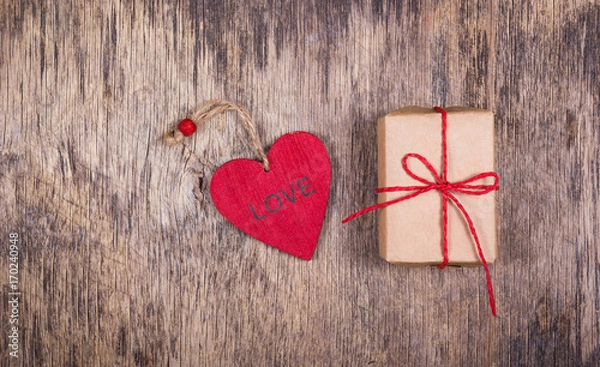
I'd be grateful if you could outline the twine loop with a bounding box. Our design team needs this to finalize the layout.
[164,99,270,171]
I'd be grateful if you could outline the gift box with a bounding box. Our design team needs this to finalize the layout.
[377,106,497,266]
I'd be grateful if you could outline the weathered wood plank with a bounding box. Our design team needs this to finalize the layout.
[1,0,599,365]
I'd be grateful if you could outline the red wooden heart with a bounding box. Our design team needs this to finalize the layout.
[210,132,331,260]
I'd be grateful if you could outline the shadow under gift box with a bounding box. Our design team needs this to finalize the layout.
[377,106,497,266]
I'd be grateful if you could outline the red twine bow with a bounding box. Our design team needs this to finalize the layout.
[343,107,500,316]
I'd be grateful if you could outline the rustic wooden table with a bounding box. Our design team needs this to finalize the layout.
[1,1,599,366]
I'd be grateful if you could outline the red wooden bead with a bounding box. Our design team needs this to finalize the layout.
[177,119,197,136]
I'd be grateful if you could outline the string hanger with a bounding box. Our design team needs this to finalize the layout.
[164,99,270,171]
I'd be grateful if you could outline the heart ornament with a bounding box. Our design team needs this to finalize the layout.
[211,132,331,260]
[164,101,331,260]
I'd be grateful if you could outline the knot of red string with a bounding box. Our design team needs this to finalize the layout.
[342,106,500,316]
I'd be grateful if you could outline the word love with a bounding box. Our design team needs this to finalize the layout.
[249,176,315,221]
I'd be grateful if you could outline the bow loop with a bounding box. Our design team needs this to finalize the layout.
[449,171,500,195]
[402,153,442,185]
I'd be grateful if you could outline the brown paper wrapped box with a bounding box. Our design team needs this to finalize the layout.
[377,106,497,266]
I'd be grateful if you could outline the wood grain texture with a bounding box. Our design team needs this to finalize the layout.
[1,0,599,365]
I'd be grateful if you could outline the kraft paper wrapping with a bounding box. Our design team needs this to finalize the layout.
[377,106,497,266]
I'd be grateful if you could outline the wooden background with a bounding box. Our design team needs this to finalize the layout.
[1,0,599,365]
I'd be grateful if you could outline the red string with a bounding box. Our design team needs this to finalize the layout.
[343,107,500,316]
